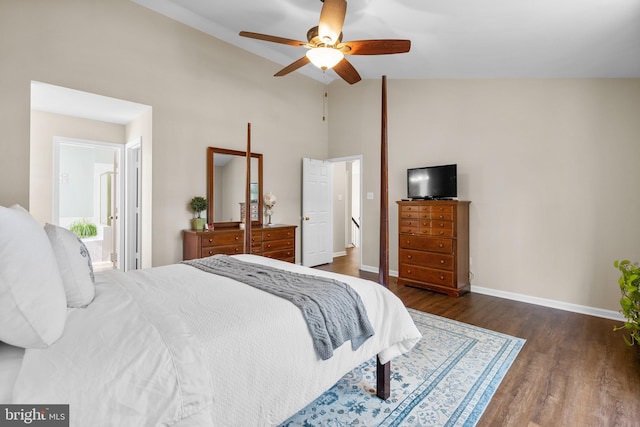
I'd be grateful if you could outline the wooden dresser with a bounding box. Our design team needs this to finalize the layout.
[183,224,296,263]
[397,200,470,297]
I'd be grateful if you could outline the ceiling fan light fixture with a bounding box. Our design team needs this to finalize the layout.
[306,47,344,70]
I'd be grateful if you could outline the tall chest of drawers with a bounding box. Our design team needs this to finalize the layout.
[397,200,470,297]
[183,224,296,263]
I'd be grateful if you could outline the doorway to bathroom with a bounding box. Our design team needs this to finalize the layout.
[53,137,123,271]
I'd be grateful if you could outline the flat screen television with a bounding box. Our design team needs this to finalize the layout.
[407,164,457,200]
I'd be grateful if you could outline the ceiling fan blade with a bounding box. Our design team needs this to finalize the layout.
[274,56,311,77]
[332,58,361,85]
[239,31,307,47]
[342,39,411,55]
[318,0,347,45]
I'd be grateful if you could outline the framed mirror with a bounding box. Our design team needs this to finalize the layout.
[207,147,263,227]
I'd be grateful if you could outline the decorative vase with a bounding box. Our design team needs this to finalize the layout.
[264,193,277,226]
[192,218,206,231]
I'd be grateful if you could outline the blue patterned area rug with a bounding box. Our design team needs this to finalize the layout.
[281,309,525,427]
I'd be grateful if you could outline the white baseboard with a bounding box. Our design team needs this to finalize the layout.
[471,286,624,321]
[333,251,347,258]
[362,264,623,322]
[361,264,399,279]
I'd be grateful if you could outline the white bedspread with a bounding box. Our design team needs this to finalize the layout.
[12,255,421,426]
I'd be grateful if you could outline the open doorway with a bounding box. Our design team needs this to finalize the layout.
[330,156,362,269]
[30,81,151,270]
[53,137,123,271]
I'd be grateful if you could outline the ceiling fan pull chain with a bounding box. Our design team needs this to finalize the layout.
[323,73,328,121]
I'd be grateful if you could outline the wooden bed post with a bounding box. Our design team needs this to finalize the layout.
[245,122,252,254]
[376,75,391,400]
[379,76,389,288]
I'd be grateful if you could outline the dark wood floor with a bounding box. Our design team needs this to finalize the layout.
[315,248,640,427]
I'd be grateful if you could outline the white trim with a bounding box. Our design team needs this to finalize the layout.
[333,250,347,258]
[471,285,624,321]
[362,264,399,278]
[362,264,623,321]
[124,137,142,271]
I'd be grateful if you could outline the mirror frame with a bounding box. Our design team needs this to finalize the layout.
[207,147,263,228]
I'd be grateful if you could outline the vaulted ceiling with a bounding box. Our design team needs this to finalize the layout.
[132,0,640,83]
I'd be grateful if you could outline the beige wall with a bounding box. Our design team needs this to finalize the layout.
[328,78,640,312]
[0,0,327,265]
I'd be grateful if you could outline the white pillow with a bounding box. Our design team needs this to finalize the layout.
[44,223,95,308]
[0,206,67,348]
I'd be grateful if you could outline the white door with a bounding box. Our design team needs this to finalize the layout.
[302,158,333,267]
[125,138,142,271]
[109,152,119,269]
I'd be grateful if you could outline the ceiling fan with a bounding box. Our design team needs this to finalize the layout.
[239,0,411,84]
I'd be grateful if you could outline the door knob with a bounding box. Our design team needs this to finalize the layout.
[305,216,310,221]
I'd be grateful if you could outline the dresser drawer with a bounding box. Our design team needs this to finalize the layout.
[400,219,421,228]
[430,205,454,214]
[429,212,454,221]
[400,204,429,213]
[262,248,295,261]
[428,228,454,237]
[201,231,243,247]
[400,264,454,288]
[400,225,420,234]
[263,228,295,241]
[427,220,454,237]
[399,235,453,254]
[400,249,454,270]
[202,244,243,257]
[399,211,422,220]
[262,239,294,252]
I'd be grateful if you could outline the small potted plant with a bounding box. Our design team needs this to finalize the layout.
[613,260,640,349]
[69,218,98,238]
[189,196,207,231]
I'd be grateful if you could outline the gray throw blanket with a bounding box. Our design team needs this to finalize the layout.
[182,255,375,360]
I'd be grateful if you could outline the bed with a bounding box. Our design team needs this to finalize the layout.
[0,77,419,426]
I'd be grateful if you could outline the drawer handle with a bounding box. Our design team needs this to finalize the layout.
[406,241,411,245]
[267,244,272,249]
[439,243,444,248]
[234,248,240,252]
[266,233,271,238]
[440,275,445,280]
[439,215,444,219]
[407,255,412,259]
[440,259,445,264]
[208,238,213,243]
[439,231,445,235]
[407,269,412,274]
[439,223,444,227]
[234,236,239,240]
[208,250,213,255]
